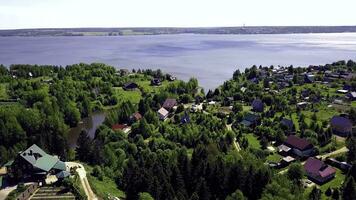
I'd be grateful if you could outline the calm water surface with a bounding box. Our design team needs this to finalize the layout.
[67,112,106,148]
[1,33,356,90]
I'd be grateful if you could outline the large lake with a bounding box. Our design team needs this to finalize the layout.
[1,33,356,90]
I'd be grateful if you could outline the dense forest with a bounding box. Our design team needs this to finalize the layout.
[0,61,356,200]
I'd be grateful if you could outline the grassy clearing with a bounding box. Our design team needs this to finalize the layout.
[114,87,142,104]
[242,105,251,112]
[246,134,261,149]
[85,165,126,200]
[88,175,126,200]
[266,153,282,162]
[0,83,8,99]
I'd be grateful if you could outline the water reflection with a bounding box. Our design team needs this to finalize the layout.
[67,112,106,148]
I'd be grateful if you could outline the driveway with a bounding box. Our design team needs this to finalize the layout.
[0,185,17,200]
[66,162,98,200]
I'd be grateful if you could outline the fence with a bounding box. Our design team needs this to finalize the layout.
[16,183,38,200]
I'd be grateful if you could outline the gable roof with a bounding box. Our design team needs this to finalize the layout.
[244,113,260,122]
[281,118,294,129]
[304,157,336,178]
[158,107,169,116]
[252,99,263,111]
[284,135,313,151]
[19,144,61,172]
[20,144,49,166]
[162,98,177,110]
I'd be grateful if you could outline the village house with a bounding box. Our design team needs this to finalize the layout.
[346,92,356,101]
[157,107,169,120]
[167,74,176,81]
[123,82,138,91]
[240,113,260,127]
[8,144,67,181]
[279,135,314,157]
[162,98,177,111]
[304,157,336,184]
[151,78,162,86]
[129,112,142,124]
[297,102,309,109]
[330,116,353,137]
[280,118,295,132]
[304,74,315,83]
[252,99,264,112]
[181,112,190,124]
[325,158,352,172]
[112,124,131,133]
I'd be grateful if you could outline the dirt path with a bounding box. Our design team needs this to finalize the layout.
[226,124,241,151]
[278,146,349,174]
[0,185,17,200]
[316,146,349,159]
[66,162,97,200]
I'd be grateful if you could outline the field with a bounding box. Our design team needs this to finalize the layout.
[245,134,261,149]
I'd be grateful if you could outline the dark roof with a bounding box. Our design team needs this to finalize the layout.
[163,98,177,110]
[281,118,294,130]
[252,99,264,112]
[330,116,352,129]
[123,82,138,89]
[181,112,190,124]
[304,157,336,178]
[244,113,260,122]
[284,135,313,151]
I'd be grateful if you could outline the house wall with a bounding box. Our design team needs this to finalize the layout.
[293,148,313,157]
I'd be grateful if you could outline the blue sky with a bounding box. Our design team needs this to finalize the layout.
[0,0,356,29]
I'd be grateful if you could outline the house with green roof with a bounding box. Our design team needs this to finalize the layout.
[9,144,67,180]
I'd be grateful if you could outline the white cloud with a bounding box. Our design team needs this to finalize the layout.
[0,0,355,29]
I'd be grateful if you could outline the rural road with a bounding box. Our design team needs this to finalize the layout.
[66,162,97,200]
[278,146,349,174]
[316,146,349,159]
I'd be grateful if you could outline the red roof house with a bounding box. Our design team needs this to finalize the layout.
[112,124,131,133]
[284,135,314,157]
[304,157,336,184]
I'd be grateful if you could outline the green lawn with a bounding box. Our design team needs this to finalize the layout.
[266,153,282,162]
[114,87,142,104]
[0,83,8,99]
[246,134,261,149]
[85,165,126,200]
[352,101,356,108]
[242,105,251,112]
[88,175,126,200]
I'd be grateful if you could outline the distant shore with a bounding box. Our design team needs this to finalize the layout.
[2,26,356,37]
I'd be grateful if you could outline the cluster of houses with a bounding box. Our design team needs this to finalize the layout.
[248,102,353,185]
[1,144,69,189]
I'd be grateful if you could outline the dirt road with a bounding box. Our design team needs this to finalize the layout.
[66,162,97,200]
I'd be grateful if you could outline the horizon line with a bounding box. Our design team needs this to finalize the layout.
[2,25,356,31]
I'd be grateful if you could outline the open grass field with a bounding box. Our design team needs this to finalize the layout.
[245,134,261,149]
[0,83,8,99]
[114,87,142,104]
[266,153,282,162]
